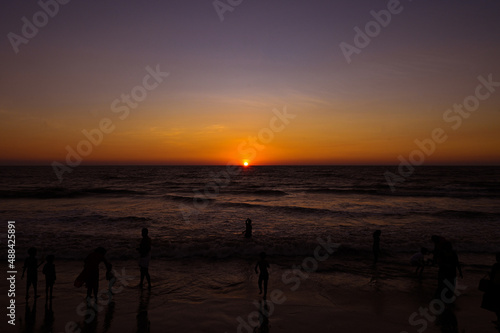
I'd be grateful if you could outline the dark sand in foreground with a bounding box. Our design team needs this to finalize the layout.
[2,254,498,333]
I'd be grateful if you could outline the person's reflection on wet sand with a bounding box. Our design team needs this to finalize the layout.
[437,307,459,333]
[23,299,37,333]
[255,300,270,333]
[41,302,54,333]
[81,303,98,333]
[137,289,151,333]
[103,300,116,333]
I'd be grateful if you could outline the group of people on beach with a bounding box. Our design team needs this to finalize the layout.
[22,227,152,305]
[372,231,500,327]
[22,247,55,303]
[22,220,500,329]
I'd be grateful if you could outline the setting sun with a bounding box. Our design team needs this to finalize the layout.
[243,161,249,167]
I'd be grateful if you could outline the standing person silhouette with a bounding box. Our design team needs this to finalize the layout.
[42,255,56,302]
[138,228,152,290]
[436,242,463,300]
[243,218,252,238]
[22,247,44,300]
[255,252,270,299]
[373,230,382,265]
[83,247,109,303]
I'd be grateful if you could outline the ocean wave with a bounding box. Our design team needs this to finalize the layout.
[163,194,216,203]
[0,187,146,199]
[302,187,500,199]
[304,188,380,195]
[430,210,500,219]
[215,189,290,197]
[251,190,289,196]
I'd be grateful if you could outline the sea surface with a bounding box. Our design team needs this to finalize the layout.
[0,165,499,261]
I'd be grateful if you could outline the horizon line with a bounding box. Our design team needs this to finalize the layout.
[1,163,499,167]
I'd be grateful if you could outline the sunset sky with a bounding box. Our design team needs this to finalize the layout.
[1,0,499,165]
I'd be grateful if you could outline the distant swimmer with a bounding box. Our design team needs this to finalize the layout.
[243,218,252,238]
[255,252,270,299]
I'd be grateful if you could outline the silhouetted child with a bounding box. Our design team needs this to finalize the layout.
[243,218,252,238]
[138,228,152,290]
[22,247,44,299]
[42,255,56,301]
[255,252,270,299]
[106,263,116,298]
[373,230,381,265]
[410,247,429,278]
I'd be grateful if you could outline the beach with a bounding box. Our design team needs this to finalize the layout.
[2,252,499,333]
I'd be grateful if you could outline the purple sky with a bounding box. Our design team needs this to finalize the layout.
[1,0,499,165]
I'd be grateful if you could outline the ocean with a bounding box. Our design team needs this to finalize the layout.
[1,165,499,261]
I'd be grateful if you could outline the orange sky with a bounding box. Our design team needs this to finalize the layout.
[1,1,499,166]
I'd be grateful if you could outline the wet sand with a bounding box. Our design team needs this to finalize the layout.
[1,254,498,332]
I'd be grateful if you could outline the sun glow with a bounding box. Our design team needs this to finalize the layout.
[243,161,249,167]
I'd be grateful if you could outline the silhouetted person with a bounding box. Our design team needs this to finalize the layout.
[42,254,56,302]
[411,247,429,279]
[83,247,109,303]
[138,228,151,289]
[243,218,252,238]
[22,247,43,300]
[482,253,500,328]
[372,230,381,265]
[431,235,449,266]
[255,252,270,299]
[437,242,462,300]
